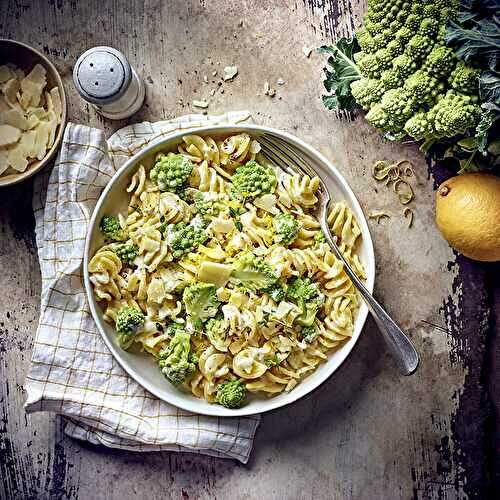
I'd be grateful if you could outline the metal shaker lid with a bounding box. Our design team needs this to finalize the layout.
[73,47,132,105]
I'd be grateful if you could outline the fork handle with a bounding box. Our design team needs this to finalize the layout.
[322,222,419,376]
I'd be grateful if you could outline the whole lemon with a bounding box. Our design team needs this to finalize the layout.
[435,173,500,262]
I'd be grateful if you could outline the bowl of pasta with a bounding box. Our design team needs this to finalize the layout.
[84,125,375,416]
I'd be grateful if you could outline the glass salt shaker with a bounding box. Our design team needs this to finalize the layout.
[73,46,145,119]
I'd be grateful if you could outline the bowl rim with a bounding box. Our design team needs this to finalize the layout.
[0,38,68,188]
[83,124,375,417]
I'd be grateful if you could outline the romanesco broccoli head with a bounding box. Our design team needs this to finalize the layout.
[114,243,138,264]
[215,379,246,409]
[182,282,220,326]
[115,306,145,349]
[150,153,193,194]
[449,62,480,94]
[300,325,318,343]
[287,277,325,327]
[100,215,127,242]
[273,213,300,246]
[158,329,197,386]
[230,254,278,292]
[231,161,277,200]
[168,220,208,259]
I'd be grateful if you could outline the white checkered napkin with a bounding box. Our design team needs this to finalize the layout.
[25,112,261,463]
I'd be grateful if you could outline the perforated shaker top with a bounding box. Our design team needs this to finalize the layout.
[73,47,132,105]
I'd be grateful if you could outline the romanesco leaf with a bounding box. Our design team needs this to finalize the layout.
[318,39,362,111]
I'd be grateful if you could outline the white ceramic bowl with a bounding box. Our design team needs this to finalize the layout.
[84,124,375,417]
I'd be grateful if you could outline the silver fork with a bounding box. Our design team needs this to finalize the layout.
[259,134,419,376]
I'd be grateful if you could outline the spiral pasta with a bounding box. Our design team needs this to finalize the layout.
[89,133,366,407]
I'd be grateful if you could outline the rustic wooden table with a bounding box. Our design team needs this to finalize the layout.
[1,1,498,499]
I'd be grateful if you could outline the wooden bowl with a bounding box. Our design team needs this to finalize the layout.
[0,39,67,187]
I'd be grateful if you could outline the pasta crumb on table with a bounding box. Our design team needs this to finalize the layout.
[89,133,365,408]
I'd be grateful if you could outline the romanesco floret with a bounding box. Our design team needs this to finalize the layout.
[168,220,208,259]
[215,379,246,409]
[114,243,138,264]
[357,53,382,79]
[158,329,197,386]
[405,34,434,61]
[418,18,439,37]
[365,103,392,132]
[374,48,392,70]
[286,277,325,327]
[231,161,277,200]
[115,306,145,349]
[230,254,278,292]
[404,70,438,102]
[205,315,230,350]
[392,54,417,78]
[300,325,318,343]
[192,191,219,216]
[150,153,193,194]
[404,110,435,140]
[424,46,456,77]
[379,89,416,125]
[314,230,327,246]
[182,282,220,327]
[395,26,413,44]
[405,13,421,32]
[100,215,127,242]
[380,69,403,91]
[430,92,481,138]
[386,38,404,58]
[351,78,384,108]
[273,213,300,246]
[165,322,185,337]
[449,62,480,94]
[263,284,286,302]
[356,27,376,53]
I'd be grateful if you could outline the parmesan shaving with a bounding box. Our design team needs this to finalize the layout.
[0,62,62,177]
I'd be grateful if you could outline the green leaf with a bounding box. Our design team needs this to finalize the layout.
[446,19,500,70]
[479,70,500,102]
[318,38,362,111]
[475,102,500,154]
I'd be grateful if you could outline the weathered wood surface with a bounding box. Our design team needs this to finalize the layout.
[0,1,498,499]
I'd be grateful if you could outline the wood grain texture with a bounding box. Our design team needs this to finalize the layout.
[0,1,497,499]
